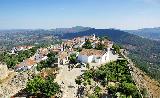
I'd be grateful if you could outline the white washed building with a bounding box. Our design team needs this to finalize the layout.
[15,59,37,71]
[78,49,109,64]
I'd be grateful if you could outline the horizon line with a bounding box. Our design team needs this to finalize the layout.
[0,26,160,31]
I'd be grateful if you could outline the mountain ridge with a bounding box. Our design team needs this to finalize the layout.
[125,27,160,40]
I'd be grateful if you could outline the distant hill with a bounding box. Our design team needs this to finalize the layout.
[50,26,92,34]
[0,26,91,50]
[125,27,160,40]
[58,28,160,81]
[0,26,91,34]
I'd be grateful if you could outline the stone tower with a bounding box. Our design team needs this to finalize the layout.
[93,34,96,40]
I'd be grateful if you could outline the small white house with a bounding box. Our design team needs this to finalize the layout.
[34,53,48,63]
[11,46,34,53]
[77,49,109,64]
[15,59,37,71]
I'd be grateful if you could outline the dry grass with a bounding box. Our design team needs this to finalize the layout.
[40,67,59,78]
[0,71,16,84]
[132,64,160,98]
[142,74,160,97]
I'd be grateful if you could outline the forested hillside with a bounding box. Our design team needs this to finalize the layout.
[125,27,160,40]
[58,28,160,81]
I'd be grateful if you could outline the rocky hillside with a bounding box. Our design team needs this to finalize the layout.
[0,64,8,80]
[122,51,160,98]
[0,71,33,97]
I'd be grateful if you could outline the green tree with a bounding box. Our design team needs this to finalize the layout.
[26,76,45,95]
[69,53,77,64]
[36,63,43,71]
[36,52,57,71]
[112,44,121,54]
[86,63,90,69]
[120,82,138,97]
[83,70,93,81]
[76,47,82,52]
[41,76,60,97]
[95,43,104,50]
[26,76,60,97]
[83,38,92,49]
[75,77,82,85]
[108,85,118,95]
[99,36,110,41]
[88,94,98,98]
[94,86,101,95]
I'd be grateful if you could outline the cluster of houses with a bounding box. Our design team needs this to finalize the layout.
[11,45,34,54]
[14,34,113,71]
[52,34,113,65]
[15,48,49,71]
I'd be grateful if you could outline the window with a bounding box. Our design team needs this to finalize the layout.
[97,57,101,59]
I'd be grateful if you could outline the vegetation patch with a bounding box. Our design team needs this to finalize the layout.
[75,60,141,98]
[0,47,38,68]
[26,75,60,97]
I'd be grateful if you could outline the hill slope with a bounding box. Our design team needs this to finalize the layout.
[59,28,160,81]
[125,27,160,40]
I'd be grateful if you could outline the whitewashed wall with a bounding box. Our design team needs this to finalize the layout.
[78,54,93,63]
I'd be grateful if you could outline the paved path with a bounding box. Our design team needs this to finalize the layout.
[108,50,119,62]
[55,65,86,98]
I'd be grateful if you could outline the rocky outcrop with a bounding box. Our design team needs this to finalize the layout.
[0,71,33,98]
[0,64,8,80]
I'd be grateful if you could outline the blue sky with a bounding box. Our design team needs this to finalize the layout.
[0,0,160,30]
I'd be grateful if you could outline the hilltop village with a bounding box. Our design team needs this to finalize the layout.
[0,34,142,98]
[8,34,117,72]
